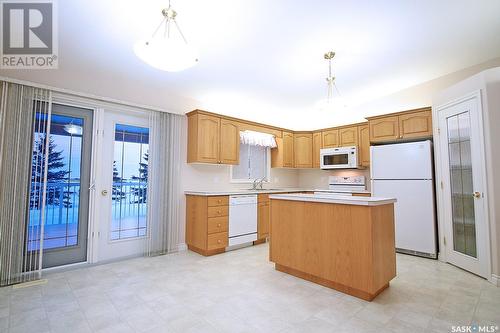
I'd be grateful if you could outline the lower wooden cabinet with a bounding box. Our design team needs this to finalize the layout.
[186,195,229,256]
[257,194,270,240]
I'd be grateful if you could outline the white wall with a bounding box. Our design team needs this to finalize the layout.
[432,67,500,280]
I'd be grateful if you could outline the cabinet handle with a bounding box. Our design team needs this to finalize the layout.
[217,200,222,203]
[217,240,221,244]
[217,210,221,214]
[217,223,221,227]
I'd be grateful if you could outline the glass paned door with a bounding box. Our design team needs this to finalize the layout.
[28,103,93,268]
[446,112,476,258]
[98,111,150,262]
[438,95,488,278]
[111,124,149,240]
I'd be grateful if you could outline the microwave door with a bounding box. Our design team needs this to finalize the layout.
[323,153,349,167]
[323,153,349,168]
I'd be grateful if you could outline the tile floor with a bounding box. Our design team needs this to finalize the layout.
[0,243,499,333]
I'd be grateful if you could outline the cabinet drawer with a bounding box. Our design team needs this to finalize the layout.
[208,196,229,207]
[207,232,228,250]
[207,216,228,234]
[207,206,229,217]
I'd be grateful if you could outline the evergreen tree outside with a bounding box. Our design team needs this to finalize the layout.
[131,151,148,203]
[30,134,70,209]
[112,160,125,200]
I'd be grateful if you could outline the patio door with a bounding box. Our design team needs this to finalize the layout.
[29,103,93,268]
[437,95,489,278]
[97,110,150,261]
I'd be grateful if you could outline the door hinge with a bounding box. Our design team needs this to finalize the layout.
[440,181,444,189]
[443,237,446,246]
[437,128,441,135]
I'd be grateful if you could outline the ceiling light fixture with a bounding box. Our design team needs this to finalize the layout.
[324,51,339,103]
[134,1,199,72]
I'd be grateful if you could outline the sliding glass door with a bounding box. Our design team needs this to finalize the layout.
[28,103,93,268]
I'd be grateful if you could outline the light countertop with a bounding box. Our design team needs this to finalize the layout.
[268,193,396,206]
[184,188,371,196]
[184,188,310,196]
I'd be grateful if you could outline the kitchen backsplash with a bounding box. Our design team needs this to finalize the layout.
[297,168,371,191]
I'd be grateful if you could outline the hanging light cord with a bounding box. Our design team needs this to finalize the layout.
[147,1,189,44]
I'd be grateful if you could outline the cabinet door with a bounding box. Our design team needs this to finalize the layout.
[282,131,294,168]
[322,129,339,148]
[294,133,313,168]
[369,116,399,142]
[399,110,433,139]
[257,202,270,239]
[358,124,370,167]
[219,119,240,165]
[312,132,322,168]
[339,126,359,147]
[197,114,220,163]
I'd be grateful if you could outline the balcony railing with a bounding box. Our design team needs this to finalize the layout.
[29,181,148,227]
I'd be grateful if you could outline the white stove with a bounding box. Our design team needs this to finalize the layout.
[314,176,367,196]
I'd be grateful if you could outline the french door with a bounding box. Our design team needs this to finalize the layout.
[437,95,489,278]
[29,103,93,268]
[96,110,150,262]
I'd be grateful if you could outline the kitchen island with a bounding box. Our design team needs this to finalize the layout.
[269,193,397,301]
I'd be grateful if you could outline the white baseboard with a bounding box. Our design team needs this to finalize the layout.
[176,243,188,252]
[491,274,500,287]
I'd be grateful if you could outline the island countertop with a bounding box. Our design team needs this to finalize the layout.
[269,195,397,301]
[269,193,396,206]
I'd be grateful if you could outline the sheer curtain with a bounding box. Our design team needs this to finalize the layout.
[146,111,183,255]
[0,81,51,286]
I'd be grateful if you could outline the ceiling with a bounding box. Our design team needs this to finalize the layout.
[3,0,500,129]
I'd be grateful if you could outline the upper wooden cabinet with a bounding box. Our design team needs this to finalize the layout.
[368,108,432,143]
[322,129,339,148]
[358,124,370,167]
[219,119,240,164]
[187,111,239,164]
[293,133,313,168]
[271,131,294,168]
[399,110,433,139]
[369,115,400,142]
[312,132,322,168]
[339,126,359,147]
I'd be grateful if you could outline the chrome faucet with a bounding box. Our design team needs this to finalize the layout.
[257,176,266,189]
[251,177,267,190]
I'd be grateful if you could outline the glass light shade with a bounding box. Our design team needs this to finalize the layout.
[134,35,199,72]
[63,124,83,135]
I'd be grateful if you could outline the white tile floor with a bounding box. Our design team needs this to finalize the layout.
[1,243,499,333]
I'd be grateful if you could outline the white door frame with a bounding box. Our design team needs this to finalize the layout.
[93,106,151,263]
[433,90,492,281]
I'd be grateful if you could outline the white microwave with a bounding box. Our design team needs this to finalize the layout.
[320,146,358,169]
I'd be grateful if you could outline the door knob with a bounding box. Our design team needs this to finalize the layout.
[472,191,481,199]
[101,190,108,196]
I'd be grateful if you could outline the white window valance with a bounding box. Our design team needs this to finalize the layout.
[239,130,277,148]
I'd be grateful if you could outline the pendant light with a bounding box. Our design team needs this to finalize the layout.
[324,51,338,103]
[134,1,199,72]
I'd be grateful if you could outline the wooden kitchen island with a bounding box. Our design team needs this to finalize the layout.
[269,193,397,301]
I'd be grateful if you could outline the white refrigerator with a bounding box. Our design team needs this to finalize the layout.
[371,140,437,258]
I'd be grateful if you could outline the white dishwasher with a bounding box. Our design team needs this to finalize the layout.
[228,195,258,246]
